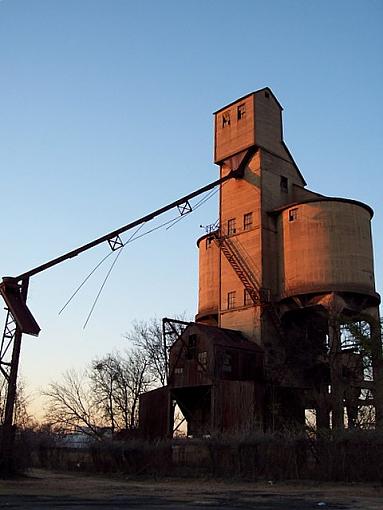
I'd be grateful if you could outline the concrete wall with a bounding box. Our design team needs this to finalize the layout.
[214,93,255,163]
[197,234,219,320]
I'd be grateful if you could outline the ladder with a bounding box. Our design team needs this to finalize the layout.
[212,231,284,339]
[213,232,261,305]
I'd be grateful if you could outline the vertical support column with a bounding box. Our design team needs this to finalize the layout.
[167,390,174,439]
[162,318,169,385]
[0,278,29,476]
[210,383,216,434]
[328,313,344,429]
[316,393,330,430]
[369,310,383,427]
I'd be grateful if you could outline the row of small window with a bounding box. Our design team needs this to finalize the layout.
[227,206,297,229]
[221,91,271,128]
[174,351,233,375]
[174,351,208,375]
[186,335,207,368]
[222,103,246,127]
[227,289,253,309]
[227,212,253,235]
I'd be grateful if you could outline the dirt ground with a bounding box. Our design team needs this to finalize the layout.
[0,469,382,509]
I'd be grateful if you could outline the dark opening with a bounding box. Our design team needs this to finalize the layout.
[187,334,197,360]
[280,176,288,192]
[289,208,298,221]
[237,103,246,120]
[222,112,231,127]
[223,352,232,373]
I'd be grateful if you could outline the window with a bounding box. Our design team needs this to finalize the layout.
[223,352,232,373]
[187,334,197,360]
[197,351,208,371]
[265,90,270,98]
[222,111,231,127]
[206,237,213,249]
[237,103,246,120]
[227,218,236,235]
[227,291,236,309]
[174,367,183,375]
[280,176,288,192]
[244,289,253,306]
[289,208,298,222]
[243,212,253,230]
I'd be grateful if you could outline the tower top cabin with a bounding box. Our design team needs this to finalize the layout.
[215,87,280,163]
[214,87,305,189]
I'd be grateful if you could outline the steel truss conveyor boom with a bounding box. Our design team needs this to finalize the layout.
[0,164,245,475]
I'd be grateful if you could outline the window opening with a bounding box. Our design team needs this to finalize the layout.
[289,208,298,222]
[227,218,236,235]
[223,352,232,373]
[174,367,183,375]
[280,176,288,192]
[222,111,231,127]
[243,212,253,230]
[197,351,208,371]
[237,103,246,120]
[187,334,197,360]
[227,291,236,310]
[244,288,253,306]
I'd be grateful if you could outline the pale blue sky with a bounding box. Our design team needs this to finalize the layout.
[0,0,382,416]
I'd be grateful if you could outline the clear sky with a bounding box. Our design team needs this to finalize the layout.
[0,0,382,417]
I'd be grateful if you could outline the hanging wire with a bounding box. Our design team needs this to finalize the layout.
[61,183,222,326]
[165,187,219,231]
[59,222,147,316]
[82,246,124,329]
[82,200,198,328]
[124,213,182,243]
[81,220,151,328]
[166,178,228,231]
[123,219,148,245]
[58,250,116,315]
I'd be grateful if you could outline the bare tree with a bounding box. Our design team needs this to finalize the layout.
[42,316,191,437]
[125,319,166,386]
[43,349,154,436]
[341,318,383,427]
[90,354,121,433]
[43,369,103,438]
[91,350,153,431]
[123,349,153,429]
[125,316,189,386]
[0,377,33,430]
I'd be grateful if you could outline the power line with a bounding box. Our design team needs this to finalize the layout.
[60,186,220,323]
[82,246,124,330]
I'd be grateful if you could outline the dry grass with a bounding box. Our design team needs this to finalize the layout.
[21,428,383,482]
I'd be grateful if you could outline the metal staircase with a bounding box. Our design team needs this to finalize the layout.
[211,230,284,339]
[212,232,261,305]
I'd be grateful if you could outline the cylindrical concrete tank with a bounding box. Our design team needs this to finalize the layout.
[196,234,219,323]
[278,198,379,302]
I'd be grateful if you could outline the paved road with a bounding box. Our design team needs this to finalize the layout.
[0,493,348,509]
[0,470,379,509]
